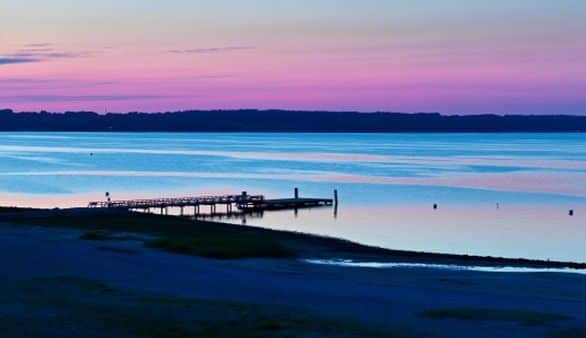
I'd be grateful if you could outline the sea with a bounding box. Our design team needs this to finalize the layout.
[0,132,584,262]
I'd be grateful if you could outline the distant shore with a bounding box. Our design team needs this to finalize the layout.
[2,109,586,132]
[2,206,584,270]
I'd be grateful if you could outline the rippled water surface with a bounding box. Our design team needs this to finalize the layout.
[0,132,584,261]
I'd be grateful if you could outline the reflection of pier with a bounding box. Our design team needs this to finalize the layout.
[88,189,336,218]
[238,198,333,212]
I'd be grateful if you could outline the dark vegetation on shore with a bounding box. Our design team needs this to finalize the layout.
[146,237,295,260]
[1,109,586,132]
[2,207,586,269]
[421,308,571,326]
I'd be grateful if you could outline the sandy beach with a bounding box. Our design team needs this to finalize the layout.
[1,215,586,338]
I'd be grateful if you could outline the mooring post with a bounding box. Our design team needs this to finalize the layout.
[334,189,338,206]
[294,187,299,199]
[569,209,574,216]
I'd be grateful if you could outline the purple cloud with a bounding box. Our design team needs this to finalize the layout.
[24,43,53,48]
[0,44,91,66]
[169,46,255,54]
[0,57,37,65]
[2,95,169,102]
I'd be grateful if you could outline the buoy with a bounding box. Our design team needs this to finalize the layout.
[433,204,438,210]
[569,210,574,216]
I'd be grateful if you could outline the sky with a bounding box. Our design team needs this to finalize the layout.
[1,0,585,114]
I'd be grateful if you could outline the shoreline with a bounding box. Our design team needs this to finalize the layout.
[2,206,585,270]
[2,206,586,337]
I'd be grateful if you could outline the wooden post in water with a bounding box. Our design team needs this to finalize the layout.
[333,189,339,218]
[294,187,299,199]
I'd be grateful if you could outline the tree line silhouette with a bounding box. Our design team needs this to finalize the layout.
[1,109,585,132]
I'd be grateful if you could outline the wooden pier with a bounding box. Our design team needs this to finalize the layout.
[88,189,335,217]
[88,192,264,216]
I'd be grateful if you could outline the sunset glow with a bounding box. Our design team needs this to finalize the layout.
[2,1,585,114]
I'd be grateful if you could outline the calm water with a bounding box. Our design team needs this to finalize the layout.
[0,132,585,262]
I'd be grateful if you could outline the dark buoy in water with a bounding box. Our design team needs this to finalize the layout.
[569,210,574,216]
[433,204,438,210]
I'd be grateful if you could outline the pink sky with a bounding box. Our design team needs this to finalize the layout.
[1,1,585,114]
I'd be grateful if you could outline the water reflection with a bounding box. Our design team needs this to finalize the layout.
[215,203,585,263]
[1,132,585,262]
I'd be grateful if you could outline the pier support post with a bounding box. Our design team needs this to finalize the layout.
[334,189,338,206]
[294,187,299,199]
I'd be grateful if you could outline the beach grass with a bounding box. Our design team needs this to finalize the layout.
[80,230,112,241]
[0,276,426,338]
[422,308,571,325]
[548,328,586,338]
[71,215,295,259]
[80,230,146,242]
[9,212,320,259]
[0,206,37,213]
[146,236,296,260]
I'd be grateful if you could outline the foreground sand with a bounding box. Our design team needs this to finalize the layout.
[1,222,586,338]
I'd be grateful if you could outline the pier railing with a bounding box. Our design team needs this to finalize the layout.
[88,194,265,210]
